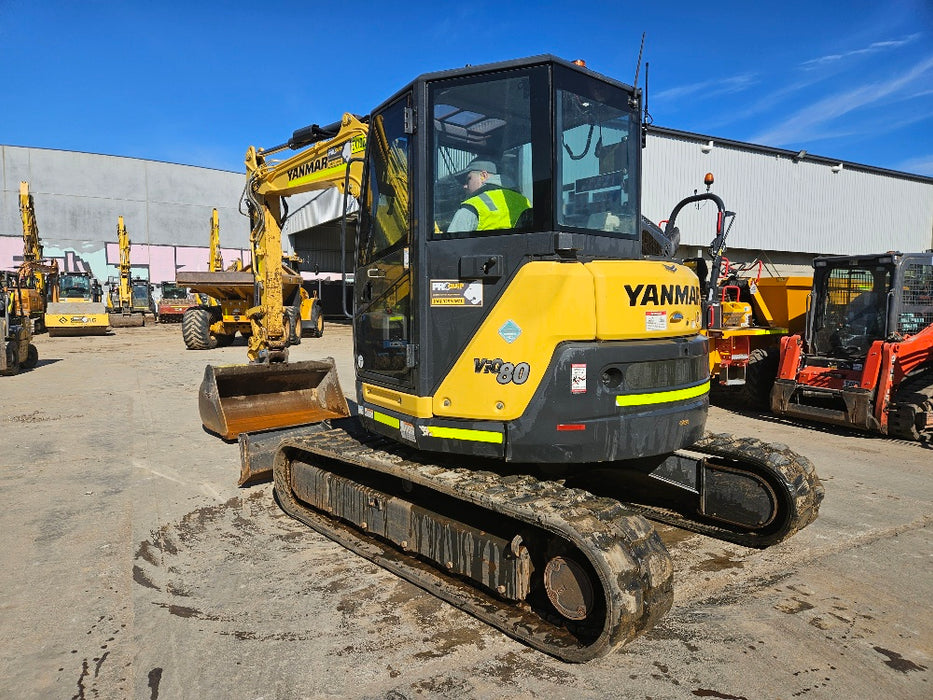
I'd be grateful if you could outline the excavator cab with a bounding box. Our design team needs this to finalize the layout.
[352,56,708,462]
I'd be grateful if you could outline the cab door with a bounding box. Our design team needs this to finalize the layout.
[354,95,414,387]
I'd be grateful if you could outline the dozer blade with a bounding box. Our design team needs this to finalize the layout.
[198,358,349,441]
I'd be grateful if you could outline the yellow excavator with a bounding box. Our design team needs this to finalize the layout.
[11,182,59,332]
[106,217,153,327]
[194,113,366,432]
[199,56,824,662]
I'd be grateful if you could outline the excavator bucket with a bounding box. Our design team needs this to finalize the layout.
[198,358,349,441]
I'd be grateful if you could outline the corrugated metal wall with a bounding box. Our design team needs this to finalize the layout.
[642,129,933,259]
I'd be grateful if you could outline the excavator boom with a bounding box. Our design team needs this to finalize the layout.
[197,113,367,439]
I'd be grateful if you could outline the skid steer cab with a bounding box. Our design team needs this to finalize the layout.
[771,251,933,439]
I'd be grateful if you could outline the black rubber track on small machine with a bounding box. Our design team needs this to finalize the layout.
[626,432,825,548]
[272,422,675,663]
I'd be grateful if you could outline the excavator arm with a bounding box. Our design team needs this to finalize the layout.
[241,112,367,362]
[116,216,132,309]
[196,114,367,440]
[17,181,59,311]
[208,208,224,272]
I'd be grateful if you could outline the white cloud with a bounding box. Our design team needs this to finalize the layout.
[750,54,933,146]
[652,73,757,104]
[801,34,922,69]
[896,154,933,176]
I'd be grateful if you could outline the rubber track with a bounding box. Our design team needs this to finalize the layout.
[272,427,675,663]
[890,370,933,440]
[628,432,825,549]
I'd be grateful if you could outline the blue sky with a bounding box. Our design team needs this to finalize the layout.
[2,0,931,176]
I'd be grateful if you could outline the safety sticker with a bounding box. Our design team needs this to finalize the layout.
[571,364,587,394]
[430,280,483,306]
[399,420,416,442]
[498,320,522,343]
[645,310,668,331]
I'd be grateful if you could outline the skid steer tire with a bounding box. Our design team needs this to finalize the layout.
[21,344,39,370]
[307,299,324,338]
[182,307,217,350]
[2,342,20,376]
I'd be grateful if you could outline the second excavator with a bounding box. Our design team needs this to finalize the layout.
[199,55,824,662]
[107,217,153,327]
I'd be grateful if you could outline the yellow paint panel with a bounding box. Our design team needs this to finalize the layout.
[44,313,109,328]
[434,262,597,420]
[362,383,434,418]
[587,260,702,340]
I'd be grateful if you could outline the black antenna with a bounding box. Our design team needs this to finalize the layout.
[633,32,646,89]
[644,61,652,125]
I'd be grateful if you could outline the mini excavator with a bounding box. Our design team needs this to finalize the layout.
[199,56,824,662]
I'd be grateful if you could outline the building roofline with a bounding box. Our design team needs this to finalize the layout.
[645,124,933,186]
[0,143,241,175]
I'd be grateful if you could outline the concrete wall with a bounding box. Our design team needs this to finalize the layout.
[1,145,251,284]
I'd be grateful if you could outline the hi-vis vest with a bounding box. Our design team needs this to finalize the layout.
[462,187,531,230]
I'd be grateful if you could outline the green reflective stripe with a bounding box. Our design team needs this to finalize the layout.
[426,426,504,444]
[373,410,400,429]
[615,380,710,407]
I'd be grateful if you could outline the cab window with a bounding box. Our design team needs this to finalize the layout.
[555,66,639,236]
[429,68,547,236]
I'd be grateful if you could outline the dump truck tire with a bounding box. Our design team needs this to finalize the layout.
[738,348,779,409]
[182,307,217,350]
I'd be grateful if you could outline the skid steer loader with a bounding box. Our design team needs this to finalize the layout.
[197,55,824,662]
[771,251,933,439]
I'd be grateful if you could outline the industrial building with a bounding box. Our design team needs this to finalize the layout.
[3,125,932,293]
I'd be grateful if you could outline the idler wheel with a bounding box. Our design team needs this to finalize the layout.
[543,556,594,621]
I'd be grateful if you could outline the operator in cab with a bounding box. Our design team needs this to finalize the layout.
[447,158,531,233]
